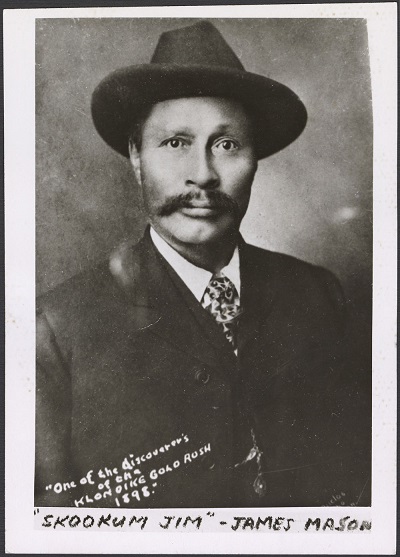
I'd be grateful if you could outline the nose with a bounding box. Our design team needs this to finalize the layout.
[185,147,219,189]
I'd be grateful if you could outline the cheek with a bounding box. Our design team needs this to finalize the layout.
[140,156,173,205]
[223,161,257,203]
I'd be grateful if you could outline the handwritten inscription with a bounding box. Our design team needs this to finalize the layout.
[44,434,211,507]
[39,511,371,532]
[305,517,372,531]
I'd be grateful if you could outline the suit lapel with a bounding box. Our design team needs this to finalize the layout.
[237,239,280,354]
[109,230,236,371]
[160,254,238,369]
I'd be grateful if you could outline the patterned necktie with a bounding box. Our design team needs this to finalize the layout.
[201,274,242,350]
[202,275,265,496]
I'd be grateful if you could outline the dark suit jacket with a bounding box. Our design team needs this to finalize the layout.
[36,230,370,508]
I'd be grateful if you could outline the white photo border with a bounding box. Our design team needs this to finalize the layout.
[4,3,397,554]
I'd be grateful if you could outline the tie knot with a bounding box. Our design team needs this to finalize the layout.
[208,275,236,302]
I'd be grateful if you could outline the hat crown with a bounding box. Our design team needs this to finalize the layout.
[151,20,245,70]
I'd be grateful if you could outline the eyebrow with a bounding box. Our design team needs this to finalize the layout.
[159,126,194,136]
[208,124,245,140]
[156,123,243,137]
[212,124,239,134]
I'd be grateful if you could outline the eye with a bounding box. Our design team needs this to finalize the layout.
[164,138,186,149]
[213,139,239,152]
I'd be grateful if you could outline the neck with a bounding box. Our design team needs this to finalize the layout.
[153,228,239,273]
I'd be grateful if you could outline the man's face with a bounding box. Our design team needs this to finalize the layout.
[129,97,258,247]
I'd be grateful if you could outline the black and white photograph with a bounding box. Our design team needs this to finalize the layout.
[4,3,397,554]
[35,16,372,510]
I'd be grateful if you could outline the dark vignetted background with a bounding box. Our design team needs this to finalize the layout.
[36,18,372,360]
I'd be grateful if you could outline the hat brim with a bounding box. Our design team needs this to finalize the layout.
[91,64,307,159]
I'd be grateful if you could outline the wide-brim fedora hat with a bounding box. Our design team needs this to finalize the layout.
[91,20,307,159]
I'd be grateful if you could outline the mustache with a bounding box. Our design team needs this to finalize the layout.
[158,191,240,218]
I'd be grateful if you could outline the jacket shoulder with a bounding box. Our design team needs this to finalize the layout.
[37,259,113,316]
[245,242,331,274]
[36,238,148,350]
[243,243,346,313]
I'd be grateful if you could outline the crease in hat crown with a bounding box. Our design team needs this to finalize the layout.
[150,20,245,70]
[91,20,307,159]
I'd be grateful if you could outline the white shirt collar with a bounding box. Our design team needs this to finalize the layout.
[150,227,241,302]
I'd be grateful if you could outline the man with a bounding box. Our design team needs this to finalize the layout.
[35,20,370,508]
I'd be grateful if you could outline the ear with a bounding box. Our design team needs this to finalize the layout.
[128,140,142,186]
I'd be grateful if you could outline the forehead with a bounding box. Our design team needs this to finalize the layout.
[142,97,253,135]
